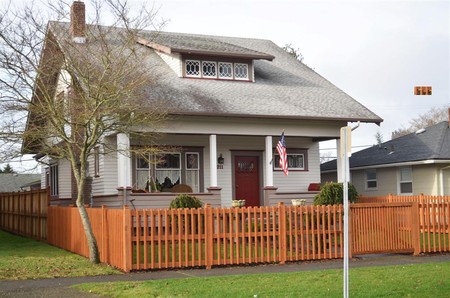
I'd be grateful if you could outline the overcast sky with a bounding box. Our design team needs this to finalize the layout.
[153,0,449,156]
[2,0,449,171]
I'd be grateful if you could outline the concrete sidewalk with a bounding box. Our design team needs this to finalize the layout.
[1,253,449,297]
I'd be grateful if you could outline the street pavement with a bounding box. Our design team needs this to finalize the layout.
[1,253,449,297]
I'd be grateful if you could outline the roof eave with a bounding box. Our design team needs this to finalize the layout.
[322,159,450,172]
[168,111,383,123]
[136,37,275,61]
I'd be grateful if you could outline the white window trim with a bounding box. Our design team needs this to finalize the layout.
[234,63,249,80]
[365,169,377,190]
[185,59,201,78]
[398,167,413,195]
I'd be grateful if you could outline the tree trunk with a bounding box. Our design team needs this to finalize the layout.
[76,199,100,263]
[75,171,100,264]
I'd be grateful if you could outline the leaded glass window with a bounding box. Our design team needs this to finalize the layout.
[234,63,248,79]
[185,60,200,77]
[218,62,233,78]
[202,61,217,77]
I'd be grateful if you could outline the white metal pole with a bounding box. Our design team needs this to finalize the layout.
[342,127,350,298]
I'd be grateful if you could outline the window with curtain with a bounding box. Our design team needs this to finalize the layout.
[134,150,201,192]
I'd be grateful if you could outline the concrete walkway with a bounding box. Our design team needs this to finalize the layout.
[1,253,449,297]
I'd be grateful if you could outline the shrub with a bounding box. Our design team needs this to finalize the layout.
[169,194,203,209]
[314,182,358,205]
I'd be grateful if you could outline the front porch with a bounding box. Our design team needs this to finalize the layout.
[79,115,349,209]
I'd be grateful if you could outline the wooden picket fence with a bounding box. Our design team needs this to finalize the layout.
[45,199,450,272]
[0,189,48,240]
[1,191,449,272]
[45,204,345,271]
[359,195,450,254]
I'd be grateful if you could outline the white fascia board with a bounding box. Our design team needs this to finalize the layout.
[322,159,450,173]
[351,160,450,170]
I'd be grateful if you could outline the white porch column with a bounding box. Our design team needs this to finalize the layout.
[117,133,132,188]
[265,136,274,187]
[209,134,218,187]
[336,138,343,182]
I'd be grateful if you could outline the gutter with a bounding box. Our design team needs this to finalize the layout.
[322,159,450,173]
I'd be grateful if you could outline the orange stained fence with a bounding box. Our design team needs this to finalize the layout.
[130,204,344,271]
[47,206,129,270]
[351,202,420,255]
[2,191,449,272]
[0,189,49,240]
[360,195,450,254]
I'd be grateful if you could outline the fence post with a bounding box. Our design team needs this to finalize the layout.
[411,202,421,255]
[205,204,213,269]
[123,206,132,272]
[278,202,287,264]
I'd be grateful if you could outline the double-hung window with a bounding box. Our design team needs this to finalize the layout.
[399,167,413,194]
[365,169,377,189]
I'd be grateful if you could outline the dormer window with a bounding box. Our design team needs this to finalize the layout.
[184,58,251,81]
[218,62,233,78]
[234,63,248,80]
[186,60,201,77]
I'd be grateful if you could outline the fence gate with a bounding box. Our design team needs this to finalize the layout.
[351,202,419,255]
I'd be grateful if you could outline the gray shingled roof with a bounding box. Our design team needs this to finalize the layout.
[138,31,275,60]
[0,174,41,192]
[49,22,382,123]
[321,121,450,172]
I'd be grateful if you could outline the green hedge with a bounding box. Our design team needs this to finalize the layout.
[314,182,358,205]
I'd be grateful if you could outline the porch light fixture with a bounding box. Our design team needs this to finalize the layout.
[217,154,224,165]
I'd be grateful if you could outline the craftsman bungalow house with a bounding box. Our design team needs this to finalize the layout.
[24,1,381,208]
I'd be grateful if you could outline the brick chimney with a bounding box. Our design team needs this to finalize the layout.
[70,1,86,43]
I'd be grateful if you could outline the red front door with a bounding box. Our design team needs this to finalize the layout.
[234,156,260,206]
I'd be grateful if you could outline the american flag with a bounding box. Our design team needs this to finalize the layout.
[277,132,288,176]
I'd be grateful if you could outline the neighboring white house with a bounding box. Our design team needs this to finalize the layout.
[24,1,382,208]
[321,120,450,197]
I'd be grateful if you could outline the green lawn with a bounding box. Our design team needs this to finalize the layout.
[0,230,120,280]
[75,262,450,297]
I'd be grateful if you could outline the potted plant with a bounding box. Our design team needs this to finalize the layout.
[231,199,246,207]
[291,199,306,206]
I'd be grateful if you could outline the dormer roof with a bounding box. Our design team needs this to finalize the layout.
[137,31,275,61]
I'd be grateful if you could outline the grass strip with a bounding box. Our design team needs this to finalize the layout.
[0,230,120,280]
[74,262,450,297]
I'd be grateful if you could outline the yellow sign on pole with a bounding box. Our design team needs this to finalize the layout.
[340,126,352,158]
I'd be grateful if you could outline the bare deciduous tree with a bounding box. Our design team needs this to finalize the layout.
[0,0,168,263]
[282,43,304,62]
[391,105,449,139]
